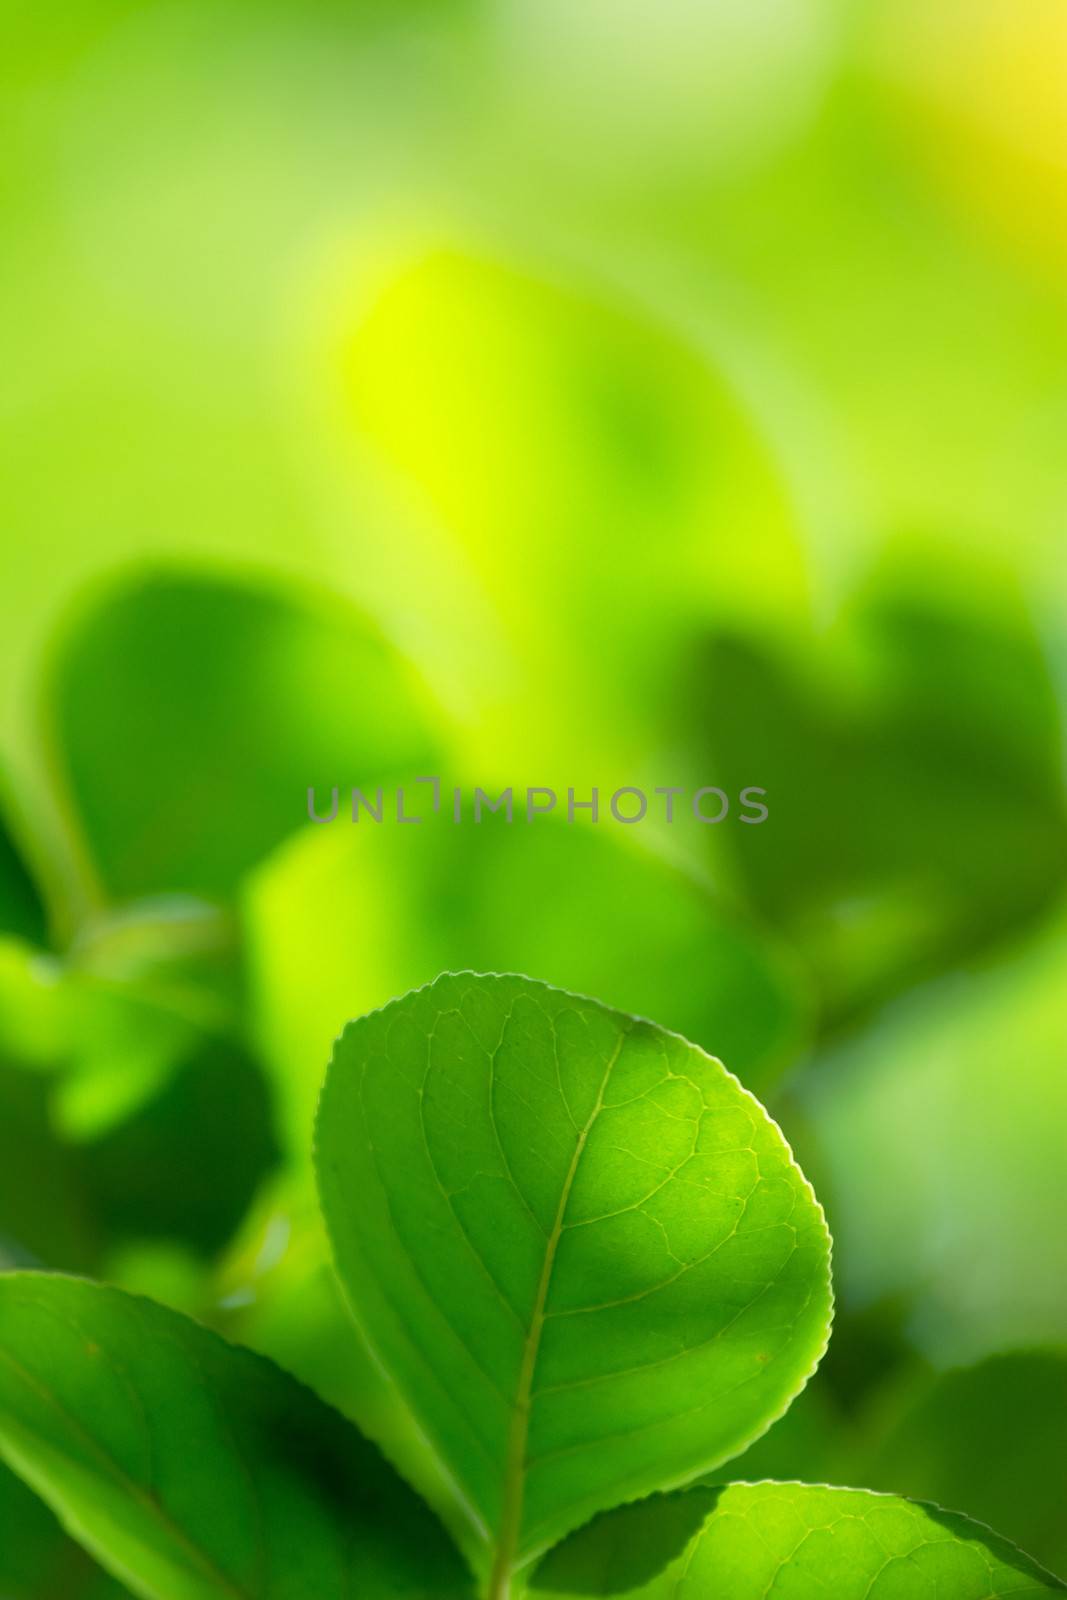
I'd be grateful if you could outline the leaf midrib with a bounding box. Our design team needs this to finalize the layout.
[486,1024,630,1600]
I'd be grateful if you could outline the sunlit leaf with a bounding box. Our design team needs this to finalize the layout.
[328,241,805,774]
[0,941,68,1068]
[531,1482,1066,1598]
[316,972,831,1586]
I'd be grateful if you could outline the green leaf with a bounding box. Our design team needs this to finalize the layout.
[316,972,832,1590]
[246,813,809,1162]
[530,1482,1067,1599]
[47,569,439,902]
[0,1062,99,1271]
[77,1032,277,1258]
[0,940,69,1068]
[859,1350,1067,1583]
[0,964,276,1268]
[0,1458,130,1598]
[0,1272,474,1600]
[706,1372,848,1489]
[800,917,1067,1361]
[213,1217,482,1568]
[0,790,46,947]
[688,566,1067,1026]
[340,244,803,653]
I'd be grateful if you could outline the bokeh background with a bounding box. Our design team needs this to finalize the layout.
[3,0,1067,1591]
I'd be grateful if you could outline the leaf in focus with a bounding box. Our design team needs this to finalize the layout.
[46,569,440,902]
[859,1350,1067,1581]
[531,1482,1066,1599]
[0,1273,474,1600]
[316,972,832,1584]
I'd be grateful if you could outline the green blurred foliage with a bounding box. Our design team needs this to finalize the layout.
[0,1274,474,1600]
[0,1459,129,1599]
[47,570,440,902]
[800,918,1067,1363]
[530,1482,1067,1600]
[709,1376,851,1489]
[857,1351,1067,1581]
[1,0,1066,1582]
[0,803,46,948]
[245,811,809,1163]
[214,1208,483,1560]
[686,563,1067,1028]
[78,1034,276,1257]
[0,1058,99,1271]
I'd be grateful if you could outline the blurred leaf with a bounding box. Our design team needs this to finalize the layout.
[68,897,241,1029]
[0,899,275,1268]
[688,568,1067,1025]
[0,1273,474,1600]
[0,1459,130,1599]
[101,1240,210,1321]
[80,1033,277,1259]
[54,987,201,1143]
[534,1485,724,1596]
[212,1207,479,1565]
[0,1060,98,1272]
[0,897,240,1102]
[317,972,832,1585]
[799,918,1067,1362]
[0,791,46,947]
[54,896,243,1140]
[0,940,68,1067]
[859,1350,1067,1582]
[530,1483,1066,1598]
[47,568,440,902]
[332,243,805,769]
[0,1021,275,1270]
[345,247,792,577]
[246,812,809,1157]
[708,1372,849,1489]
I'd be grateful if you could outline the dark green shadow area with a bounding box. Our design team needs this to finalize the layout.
[530,1488,724,1596]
